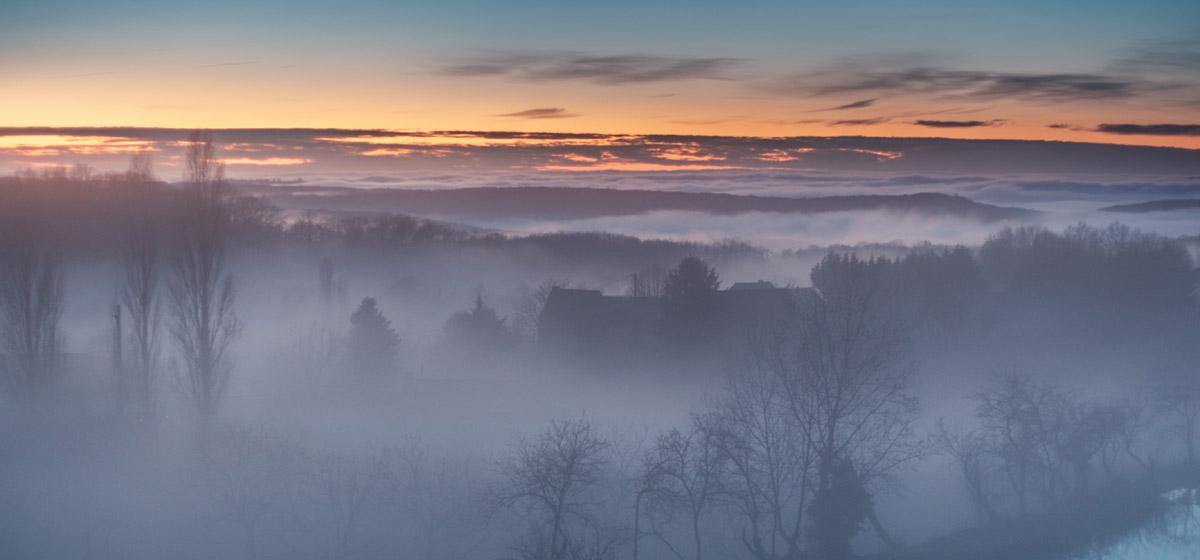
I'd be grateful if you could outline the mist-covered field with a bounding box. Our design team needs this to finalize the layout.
[2,135,1199,560]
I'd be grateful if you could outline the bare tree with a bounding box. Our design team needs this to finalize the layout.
[781,253,922,553]
[493,415,611,560]
[319,257,335,312]
[120,151,162,424]
[375,439,491,560]
[633,457,679,560]
[1154,373,1200,465]
[1058,398,1125,500]
[514,278,571,343]
[198,425,308,559]
[168,131,242,425]
[0,248,65,401]
[0,171,71,403]
[629,264,666,298]
[970,372,1112,512]
[0,205,65,401]
[973,372,1049,516]
[295,447,379,560]
[641,421,726,560]
[932,420,998,527]
[687,254,919,560]
[970,374,1141,515]
[317,257,348,319]
[708,348,816,560]
[1099,396,1154,477]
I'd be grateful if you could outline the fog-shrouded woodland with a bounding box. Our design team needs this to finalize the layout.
[3,132,1200,560]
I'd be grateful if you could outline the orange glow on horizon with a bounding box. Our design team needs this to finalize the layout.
[0,134,156,156]
[649,144,727,162]
[315,133,643,148]
[533,162,769,172]
[218,157,312,166]
[4,72,1196,151]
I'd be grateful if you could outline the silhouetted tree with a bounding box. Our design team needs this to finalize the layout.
[493,416,611,560]
[889,244,985,336]
[973,372,1046,516]
[514,279,570,343]
[443,295,515,354]
[933,419,999,527]
[807,457,870,560]
[199,425,308,559]
[786,253,920,552]
[708,348,816,560]
[374,439,489,560]
[980,222,1195,315]
[345,297,399,383]
[320,258,335,310]
[641,421,725,560]
[663,256,720,301]
[120,151,162,424]
[629,264,667,298]
[662,256,721,350]
[712,253,918,558]
[0,169,67,403]
[294,447,379,560]
[971,372,1100,513]
[318,258,348,319]
[1099,396,1154,477]
[0,243,64,401]
[227,193,279,243]
[168,131,241,426]
[969,373,1147,516]
[1154,373,1200,465]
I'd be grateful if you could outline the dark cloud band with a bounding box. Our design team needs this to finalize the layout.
[1097,124,1200,136]
[913,120,997,128]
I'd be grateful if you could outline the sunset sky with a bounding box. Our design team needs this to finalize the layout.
[4,0,1199,156]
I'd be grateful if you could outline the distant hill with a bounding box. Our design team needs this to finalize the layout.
[1100,199,1200,213]
[238,184,1038,223]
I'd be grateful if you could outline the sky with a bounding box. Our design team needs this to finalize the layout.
[3,0,1199,151]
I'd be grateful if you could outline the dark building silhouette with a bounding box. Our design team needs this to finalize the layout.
[538,289,663,369]
[538,282,813,371]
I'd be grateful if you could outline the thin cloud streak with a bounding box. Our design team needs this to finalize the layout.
[495,108,580,119]
[443,52,742,84]
[829,118,890,126]
[818,98,878,111]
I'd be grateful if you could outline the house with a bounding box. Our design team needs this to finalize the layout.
[538,282,814,370]
[538,289,662,368]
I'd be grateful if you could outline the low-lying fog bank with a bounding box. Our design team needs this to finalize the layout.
[3,155,1199,560]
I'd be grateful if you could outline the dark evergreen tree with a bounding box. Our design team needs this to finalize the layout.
[443,295,514,353]
[662,256,721,351]
[808,458,871,560]
[346,297,399,382]
[663,256,721,299]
